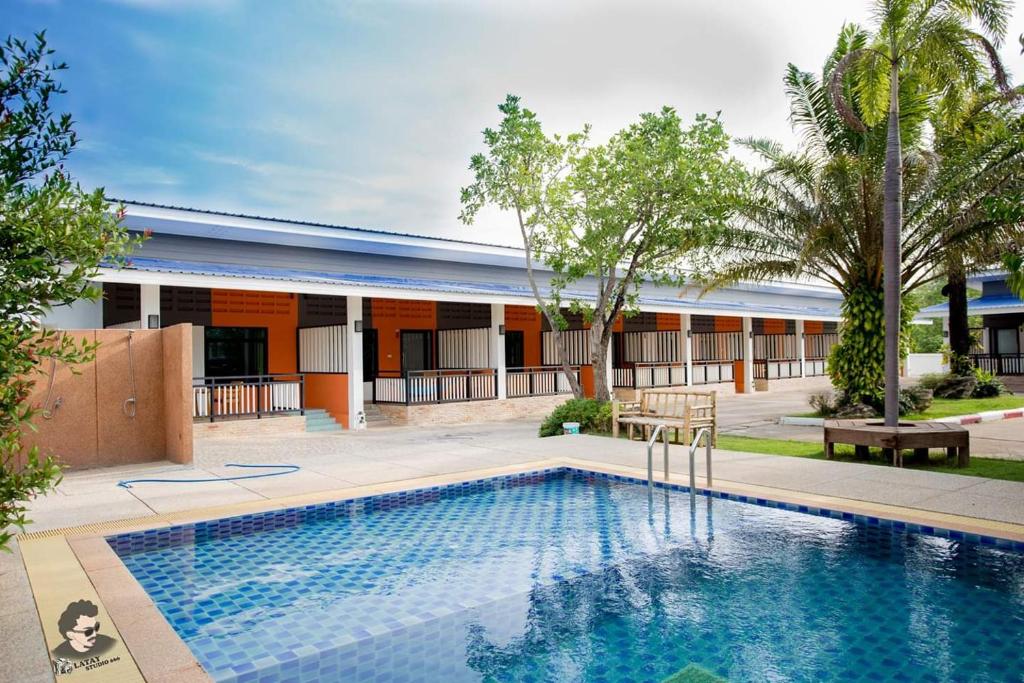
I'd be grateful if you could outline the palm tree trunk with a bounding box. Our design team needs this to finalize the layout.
[883,61,903,427]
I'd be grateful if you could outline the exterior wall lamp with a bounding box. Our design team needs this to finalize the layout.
[498,324,505,336]
[354,320,363,333]
[147,314,160,329]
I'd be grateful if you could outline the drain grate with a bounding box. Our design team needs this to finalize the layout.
[17,515,162,541]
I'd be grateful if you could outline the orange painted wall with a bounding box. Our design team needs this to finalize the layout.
[761,318,787,334]
[804,320,825,334]
[715,316,742,332]
[211,290,299,373]
[580,365,595,397]
[504,305,543,366]
[733,360,746,392]
[371,298,437,372]
[305,373,349,428]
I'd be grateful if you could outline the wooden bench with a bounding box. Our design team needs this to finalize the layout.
[823,419,970,467]
[612,388,717,446]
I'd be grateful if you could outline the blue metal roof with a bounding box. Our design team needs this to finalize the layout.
[111,198,520,250]
[115,200,843,302]
[111,257,841,319]
[919,293,1024,317]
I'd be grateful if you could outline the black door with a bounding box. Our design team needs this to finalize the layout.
[505,331,524,368]
[363,328,379,379]
[401,330,433,372]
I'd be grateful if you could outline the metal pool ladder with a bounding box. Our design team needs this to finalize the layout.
[646,425,713,500]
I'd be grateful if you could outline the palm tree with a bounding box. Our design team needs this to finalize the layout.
[934,87,1024,375]
[701,25,1024,408]
[829,0,1013,425]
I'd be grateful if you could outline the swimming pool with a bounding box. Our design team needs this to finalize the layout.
[109,468,1024,682]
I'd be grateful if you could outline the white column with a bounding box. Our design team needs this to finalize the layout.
[742,316,754,393]
[682,314,693,386]
[796,319,806,378]
[606,335,614,394]
[490,303,507,399]
[140,284,160,328]
[346,295,365,430]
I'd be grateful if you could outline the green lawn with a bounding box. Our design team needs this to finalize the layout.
[903,396,1024,420]
[716,434,1024,482]
[794,395,1024,421]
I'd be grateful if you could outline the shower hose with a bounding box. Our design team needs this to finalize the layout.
[117,463,300,489]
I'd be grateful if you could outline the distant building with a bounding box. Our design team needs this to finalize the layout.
[919,272,1023,377]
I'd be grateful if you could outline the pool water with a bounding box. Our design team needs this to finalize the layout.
[111,470,1024,682]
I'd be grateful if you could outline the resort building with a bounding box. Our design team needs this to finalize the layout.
[919,271,1024,382]
[42,201,844,431]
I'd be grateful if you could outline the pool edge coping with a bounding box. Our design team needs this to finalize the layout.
[20,457,1024,683]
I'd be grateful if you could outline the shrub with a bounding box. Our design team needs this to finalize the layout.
[539,399,613,437]
[933,373,977,399]
[916,372,950,391]
[808,391,837,417]
[971,369,1006,398]
[902,385,934,414]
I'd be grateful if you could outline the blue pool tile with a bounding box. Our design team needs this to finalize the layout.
[110,467,1024,683]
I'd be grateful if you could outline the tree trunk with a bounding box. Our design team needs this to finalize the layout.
[549,326,584,399]
[882,62,903,427]
[590,318,611,401]
[945,265,972,376]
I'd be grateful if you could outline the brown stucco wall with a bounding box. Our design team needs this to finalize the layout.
[162,323,193,464]
[21,324,193,470]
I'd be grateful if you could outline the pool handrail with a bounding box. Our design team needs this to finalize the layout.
[646,425,713,502]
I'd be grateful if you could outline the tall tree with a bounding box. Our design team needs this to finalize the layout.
[829,0,1013,425]
[540,109,745,400]
[462,98,745,401]
[1,33,136,550]
[460,96,588,397]
[936,85,1024,374]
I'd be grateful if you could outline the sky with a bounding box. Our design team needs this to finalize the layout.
[9,0,1024,246]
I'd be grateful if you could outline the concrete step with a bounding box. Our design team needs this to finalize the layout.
[361,404,391,427]
[305,409,343,432]
[306,422,343,432]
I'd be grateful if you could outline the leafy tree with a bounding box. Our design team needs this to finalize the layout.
[700,24,1023,406]
[539,109,746,400]
[461,97,745,400]
[829,0,1014,424]
[460,96,587,397]
[1,33,135,550]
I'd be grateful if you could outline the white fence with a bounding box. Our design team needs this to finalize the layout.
[438,327,490,368]
[507,366,578,398]
[298,325,347,373]
[691,361,734,385]
[374,369,497,404]
[692,331,743,363]
[622,330,681,363]
[192,375,303,419]
[614,362,686,388]
[542,329,593,365]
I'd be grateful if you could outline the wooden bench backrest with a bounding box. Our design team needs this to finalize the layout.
[639,389,716,419]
